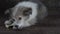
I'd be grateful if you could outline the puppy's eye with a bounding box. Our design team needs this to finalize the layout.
[23,8,32,16]
[23,10,29,15]
[18,17,21,20]
[12,19,15,21]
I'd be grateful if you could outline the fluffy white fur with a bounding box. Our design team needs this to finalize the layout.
[5,1,47,29]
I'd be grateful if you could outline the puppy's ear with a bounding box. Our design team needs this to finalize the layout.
[5,8,12,15]
[5,9,10,14]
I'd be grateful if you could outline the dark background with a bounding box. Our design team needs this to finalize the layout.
[0,0,60,34]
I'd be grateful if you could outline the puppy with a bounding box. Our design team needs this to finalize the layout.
[4,0,47,29]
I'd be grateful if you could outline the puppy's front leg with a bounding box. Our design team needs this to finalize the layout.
[4,20,11,28]
[4,19,15,28]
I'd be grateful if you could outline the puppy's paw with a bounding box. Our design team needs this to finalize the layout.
[11,25,23,30]
[4,20,10,25]
[5,25,10,28]
[5,25,14,29]
[6,25,19,30]
[4,19,15,29]
[4,21,11,28]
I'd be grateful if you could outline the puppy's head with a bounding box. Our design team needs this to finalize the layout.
[5,7,32,28]
[15,7,32,19]
[14,7,32,20]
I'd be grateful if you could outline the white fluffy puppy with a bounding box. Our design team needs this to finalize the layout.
[4,1,47,29]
